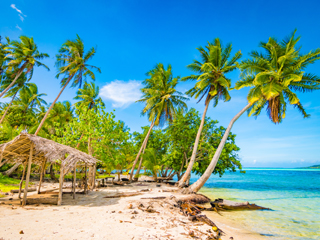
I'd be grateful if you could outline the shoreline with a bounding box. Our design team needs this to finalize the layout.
[0,181,266,240]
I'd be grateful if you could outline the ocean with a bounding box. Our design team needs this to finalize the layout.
[191,168,320,240]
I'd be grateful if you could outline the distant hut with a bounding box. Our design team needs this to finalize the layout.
[0,133,97,205]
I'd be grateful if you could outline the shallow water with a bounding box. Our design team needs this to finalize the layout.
[191,169,320,240]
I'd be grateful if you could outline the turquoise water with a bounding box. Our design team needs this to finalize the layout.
[190,169,320,240]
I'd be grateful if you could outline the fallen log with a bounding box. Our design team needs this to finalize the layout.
[26,198,58,205]
[104,192,141,198]
[210,198,271,211]
[11,188,36,193]
[141,196,166,200]
[112,181,125,186]
[24,195,58,205]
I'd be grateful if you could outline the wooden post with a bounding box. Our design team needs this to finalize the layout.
[18,162,27,199]
[22,143,34,206]
[84,164,87,194]
[73,164,76,199]
[92,164,96,190]
[58,163,64,206]
[37,159,46,194]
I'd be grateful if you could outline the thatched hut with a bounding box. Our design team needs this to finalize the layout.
[0,133,98,205]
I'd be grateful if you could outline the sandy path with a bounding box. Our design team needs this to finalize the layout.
[0,182,265,240]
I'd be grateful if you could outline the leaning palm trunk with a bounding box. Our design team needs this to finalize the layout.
[0,62,27,99]
[177,102,210,187]
[34,76,73,135]
[3,162,21,176]
[0,91,18,124]
[133,131,151,181]
[133,144,146,181]
[184,103,251,193]
[129,121,155,182]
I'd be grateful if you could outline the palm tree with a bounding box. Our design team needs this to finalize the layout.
[185,31,320,193]
[129,63,188,181]
[34,101,74,137]
[11,83,47,129]
[47,101,74,129]
[0,71,28,124]
[35,35,100,135]
[0,36,49,98]
[177,38,242,187]
[74,82,104,111]
[0,36,10,77]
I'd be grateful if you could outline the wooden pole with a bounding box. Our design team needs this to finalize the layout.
[37,159,46,194]
[18,162,27,199]
[73,164,76,199]
[92,164,96,190]
[22,143,34,206]
[84,164,87,194]
[58,163,64,206]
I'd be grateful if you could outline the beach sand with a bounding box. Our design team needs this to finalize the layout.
[0,181,266,240]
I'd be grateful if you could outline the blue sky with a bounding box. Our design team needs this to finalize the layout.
[1,0,320,168]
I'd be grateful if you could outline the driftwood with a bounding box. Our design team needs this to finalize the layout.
[210,198,271,211]
[177,200,223,238]
[141,196,166,200]
[112,181,125,186]
[104,192,141,198]
[138,203,160,213]
[139,189,150,192]
[11,187,36,193]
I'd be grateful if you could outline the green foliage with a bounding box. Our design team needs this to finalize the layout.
[0,123,24,143]
[142,148,162,180]
[0,173,30,193]
[53,103,134,174]
[96,174,115,179]
[166,108,241,177]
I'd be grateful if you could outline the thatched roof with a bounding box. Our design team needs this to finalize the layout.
[0,133,97,171]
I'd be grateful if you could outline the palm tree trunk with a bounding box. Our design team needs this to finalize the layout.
[177,152,187,179]
[0,91,18,124]
[34,76,73,135]
[177,101,210,187]
[185,103,251,193]
[133,142,147,181]
[129,121,155,182]
[3,162,21,176]
[0,62,28,99]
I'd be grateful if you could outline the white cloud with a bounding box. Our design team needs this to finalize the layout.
[19,14,24,21]
[15,24,22,31]
[99,80,142,108]
[253,159,257,164]
[10,4,27,22]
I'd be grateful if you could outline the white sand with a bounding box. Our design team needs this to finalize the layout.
[0,181,266,240]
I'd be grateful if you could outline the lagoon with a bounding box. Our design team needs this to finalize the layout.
[195,168,320,240]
